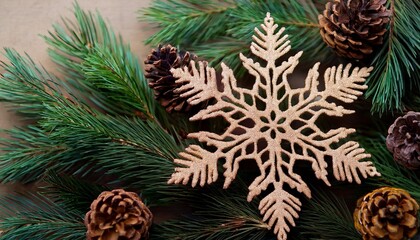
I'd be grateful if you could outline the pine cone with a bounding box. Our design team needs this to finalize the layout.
[386,111,420,170]
[84,189,153,240]
[144,44,195,113]
[318,0,391,59]
[354,187,419,240]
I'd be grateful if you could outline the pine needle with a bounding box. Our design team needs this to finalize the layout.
[42,172,110,212]
[153,181,273,240]
[140,0,237,46]
[0,193,85,240]
[297,187,360,240]
[0,49,65,118]
[366,0,420,114]
[141,0,333,77]
[44,2,173,128]
[355,131,420,201]
[142,0,419,114]
[0,103,188,205]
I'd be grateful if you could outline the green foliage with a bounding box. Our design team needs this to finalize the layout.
[142,0,420,114]
[141,0,237,46]
[0,3,189,206]
[0,105,187,205]
[42,99,183,160]
[366,0,420,114]
[0,126,68,183]
[0,193,85,240]
[44,3,119,79]
[0,1,419,239]
[152,182,274,240]
[44,2,173,128]
[141,0,330,75]
[355,131,420,202]
[297,188,360,240]
[80,46,156,118]
[42,172,109,212]
[0,49,65,118]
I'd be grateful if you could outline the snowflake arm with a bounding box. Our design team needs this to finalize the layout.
[172,61,218,105]
[168,145,219,187]
[331,141,380,184]
[322,64,373,103]
[259,186,301,240]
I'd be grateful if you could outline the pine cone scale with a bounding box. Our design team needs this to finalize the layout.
[401,213,417,227]
[369,225,387,238]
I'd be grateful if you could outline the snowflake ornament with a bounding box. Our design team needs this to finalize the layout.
[168,13,380,240]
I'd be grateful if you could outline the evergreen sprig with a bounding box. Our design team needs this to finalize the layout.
[0,193,85,240]
[366,0,420,114]
[141,0,330,75]
[142,0,420,114]
[141,0,237,46]
[44,3,174,129]
[355,131,420,202]
[0,3,188,206]
[0,109,187,205]
[42,172,109,212]
[0,126,68,183]
[152,182,274,240]
[0,49,66,118]
[296,188,360,240]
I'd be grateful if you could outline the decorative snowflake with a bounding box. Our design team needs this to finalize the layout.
[168,13,380,240]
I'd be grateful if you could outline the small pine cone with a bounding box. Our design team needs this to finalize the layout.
[144,44,195,113]
[318,0,391,59]
[386,111,420,170]
[354,187,419,240]
[84,189,153,240]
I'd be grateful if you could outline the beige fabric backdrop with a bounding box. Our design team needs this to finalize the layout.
[0,0,154,192]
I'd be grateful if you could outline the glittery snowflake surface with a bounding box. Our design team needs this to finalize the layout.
[168,13,380,240]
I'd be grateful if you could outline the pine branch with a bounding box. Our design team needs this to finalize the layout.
[141,0,332,76]
[0,24,188,206]
[0,112,188,205]
[0,193,85,240]
[0,49,67,118]
[79,46,158,120]
[296,187,360,240]
[44,2,117,78]
[366,0,420,114]
[228,0,328,61]
[0,126,68,183]
[41,100,183,160]
[354,131,420,202]
[41,172,109,212]
[44,3,173,128]
[140,0,237,46]
[153,182,274,240]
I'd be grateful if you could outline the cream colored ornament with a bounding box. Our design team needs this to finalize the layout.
[168,13,380,240]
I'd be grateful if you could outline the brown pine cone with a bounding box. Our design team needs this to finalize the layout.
[84,189,153,240]
[144,44,195,113]
[386,111,420,170]
[318,0,391,59]
[354,187,419,240]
